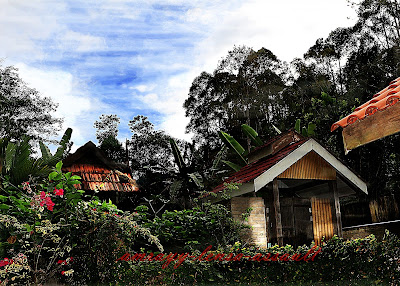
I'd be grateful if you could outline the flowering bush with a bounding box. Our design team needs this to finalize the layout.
[0,162,162,285]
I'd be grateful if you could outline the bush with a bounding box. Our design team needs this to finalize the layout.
[134,202,248,253]
[0,162,162,285]
[114,232,400,285]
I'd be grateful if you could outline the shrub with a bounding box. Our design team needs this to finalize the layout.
[0,162,162,285]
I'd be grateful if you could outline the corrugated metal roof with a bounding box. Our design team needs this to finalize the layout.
[62,141,139,192]
[63,163,139,192]
[331,77,400,132]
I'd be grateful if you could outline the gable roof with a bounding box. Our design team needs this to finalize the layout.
[213,137,367,196]
[62,141,138,192]
[331,77,400,132]
[63,141,129,172]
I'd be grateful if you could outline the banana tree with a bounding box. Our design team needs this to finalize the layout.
[0,128,73,186]
[168,139,204,206]
[295,119,316,137]
[218,124,263,171]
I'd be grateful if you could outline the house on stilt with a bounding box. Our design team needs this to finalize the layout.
[62,141,139,209]
[210,130,368,247]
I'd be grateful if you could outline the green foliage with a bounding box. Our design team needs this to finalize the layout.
[0,138,161,285]
[218,124,265,171]
[218,131,247,165]
[134,202,247,253]
[116,232,400,285]
[241,124,263,147]
[0,130,73,187]
[294,119,316,137]
[221,160,242,172]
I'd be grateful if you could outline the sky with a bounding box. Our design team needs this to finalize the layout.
[0,0,357,151]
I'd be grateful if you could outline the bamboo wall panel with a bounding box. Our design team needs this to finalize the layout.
[311,197,334,245]
[278,151,336,180]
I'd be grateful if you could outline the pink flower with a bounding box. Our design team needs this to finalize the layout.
[40,191,46,199]
[54,188,64,196]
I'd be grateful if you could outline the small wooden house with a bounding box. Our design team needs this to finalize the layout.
[62,141,139,208]
[210,130,367,247]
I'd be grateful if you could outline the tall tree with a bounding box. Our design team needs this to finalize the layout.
[184,46,288,151]
[93,114,120,144]
[128,115,175,176]
[0,65,63,142]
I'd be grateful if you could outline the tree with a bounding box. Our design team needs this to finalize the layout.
[93,114,126,163]
[93,114,120,144]
[184,46,288,151]
[0,65,63,142]
[99,135,126,164]
[128,115,175,177]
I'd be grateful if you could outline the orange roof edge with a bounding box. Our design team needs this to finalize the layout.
[331,77,400,131]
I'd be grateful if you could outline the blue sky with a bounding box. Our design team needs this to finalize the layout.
[0,0,356,151]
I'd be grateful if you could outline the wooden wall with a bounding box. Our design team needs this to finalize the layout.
[278,151,336,180]
[311,197,335,245]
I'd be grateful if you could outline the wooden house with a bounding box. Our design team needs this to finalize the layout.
[62,141,139,209]
[210,130,367,247]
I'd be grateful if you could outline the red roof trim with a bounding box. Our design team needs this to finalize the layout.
[212,138,308,193]
[331,77,400,132]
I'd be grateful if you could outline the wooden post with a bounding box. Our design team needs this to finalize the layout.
[273,179,283,246]
[329,180,343,237]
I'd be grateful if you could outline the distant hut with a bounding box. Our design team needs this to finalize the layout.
[62,141,139,209]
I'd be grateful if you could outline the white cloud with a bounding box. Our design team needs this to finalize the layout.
[160,111,192,141]
[61,31,106,52]
[14,63,96,150]
[0,0,66,60]
[0,0,359,146]
[146,0,357,141]
[130,84,155,92]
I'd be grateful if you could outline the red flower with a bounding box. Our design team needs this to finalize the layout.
[40,191,46,199]
[57,260,64,264]
[61,271,65,275]
[0,258,13,267]
[54,188,64,196]
[40,196,55,211]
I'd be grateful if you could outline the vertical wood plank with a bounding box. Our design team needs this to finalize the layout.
[291,197,295,239]
[323,199,328,242]
[329,180,343,237]
[273,179,283,246]
[312,197,320,245]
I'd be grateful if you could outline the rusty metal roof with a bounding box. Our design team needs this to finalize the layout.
[331,77,400,132]
[62,141,139,192]
[63,164,139,192]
